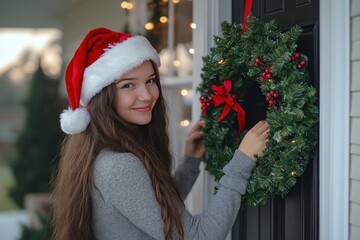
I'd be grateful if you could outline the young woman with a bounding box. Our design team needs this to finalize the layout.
[51,28,269,240]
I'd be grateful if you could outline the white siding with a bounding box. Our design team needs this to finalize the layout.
[350,0,360,239]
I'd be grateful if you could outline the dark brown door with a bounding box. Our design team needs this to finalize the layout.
[231,1,319,240]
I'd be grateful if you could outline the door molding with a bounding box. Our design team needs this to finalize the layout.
[319,0,350,239]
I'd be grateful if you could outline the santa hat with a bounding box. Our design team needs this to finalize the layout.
[60,28,160,134]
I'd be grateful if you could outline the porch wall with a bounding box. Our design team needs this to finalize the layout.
[350,0,360,239]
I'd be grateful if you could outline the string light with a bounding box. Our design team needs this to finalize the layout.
[120,1,128,8]
[291,140,296,145]
[290,171,297,177]
[189,48,195,54]
[120,1,134,10]
[173,0,180,3]
[180,120,190,127]
[145,22,155,30]
[173,59,181,67]
[159,16,168,23]
[180,88,189,96]
[218,59,225,64]
[127,2,134,9]
[190,23,196,29]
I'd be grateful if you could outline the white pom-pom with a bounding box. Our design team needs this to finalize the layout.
[60,107,91,134]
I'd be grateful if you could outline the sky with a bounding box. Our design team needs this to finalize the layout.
[0,28,63,83]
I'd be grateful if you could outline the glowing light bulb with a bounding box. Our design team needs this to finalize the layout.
[120,1,128,9]
[159,16,168,23]
[180,120,190,127]
[173,60,181,67]
[189,48,195,54]
[180,88,189,96]
[127,2,134,9]
[190,23,196,29]
[145,22,155,30]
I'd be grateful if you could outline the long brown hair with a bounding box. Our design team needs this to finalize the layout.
[51,61,184,240]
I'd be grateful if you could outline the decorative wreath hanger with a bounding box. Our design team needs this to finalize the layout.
[197,13,318,207]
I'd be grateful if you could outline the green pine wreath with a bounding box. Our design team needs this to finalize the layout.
[197,15,318,207]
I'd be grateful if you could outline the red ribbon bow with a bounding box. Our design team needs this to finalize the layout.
[211,80,246,133]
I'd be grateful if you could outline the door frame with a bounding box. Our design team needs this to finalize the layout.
[192,0,350,239]
[319,0,350,239]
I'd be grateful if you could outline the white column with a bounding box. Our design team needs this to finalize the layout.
[319,0,350,239]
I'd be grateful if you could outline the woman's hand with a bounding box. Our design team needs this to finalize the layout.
[185,120,206,159]
[238,120,269,160]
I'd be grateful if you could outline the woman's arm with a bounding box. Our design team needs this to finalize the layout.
[173,156,201,199]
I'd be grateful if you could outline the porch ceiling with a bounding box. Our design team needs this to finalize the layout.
[0,0,77,29]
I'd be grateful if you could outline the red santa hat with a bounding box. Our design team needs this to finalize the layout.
[60,28,160,134]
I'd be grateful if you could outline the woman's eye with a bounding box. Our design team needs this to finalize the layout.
[121,83,134,89]
[146,78,156,84]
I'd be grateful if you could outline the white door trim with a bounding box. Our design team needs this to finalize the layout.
[319,0,350,239]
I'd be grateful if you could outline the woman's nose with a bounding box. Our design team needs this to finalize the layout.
[138,86,152,101]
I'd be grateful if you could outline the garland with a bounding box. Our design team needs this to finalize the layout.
[197,15,318,207]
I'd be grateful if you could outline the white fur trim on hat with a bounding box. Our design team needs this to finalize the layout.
[80,36,161,106]
[60,107,91,134]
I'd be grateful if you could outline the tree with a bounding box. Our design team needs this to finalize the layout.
[9,62,65,207]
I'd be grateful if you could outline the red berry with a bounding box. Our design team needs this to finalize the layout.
[255,58,261,64]
[295,53,300,59]
[266,73,272,79]
[300,60,306,65]
[273,93,279,98]
[297,64,303,69]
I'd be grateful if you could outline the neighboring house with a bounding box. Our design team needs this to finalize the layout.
[0,0,358,239]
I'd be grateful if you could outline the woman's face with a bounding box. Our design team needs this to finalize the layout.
[114,60,159,125]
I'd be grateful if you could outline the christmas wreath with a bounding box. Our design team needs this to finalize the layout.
[197,15,318,207]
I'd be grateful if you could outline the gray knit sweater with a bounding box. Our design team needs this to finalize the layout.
[91,149,255,240]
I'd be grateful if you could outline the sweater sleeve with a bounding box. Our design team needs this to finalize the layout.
[182,150,255,240]
[173,156,201,200]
